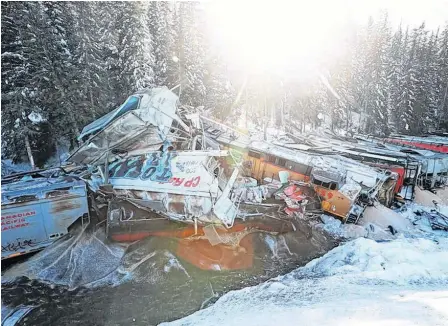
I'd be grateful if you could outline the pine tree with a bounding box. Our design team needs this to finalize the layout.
[1,2,48,166]
[369,13,391,136]
[174,2,206,107]
[436,24,448,129]
[388,25,405,132]
[404,24,427,134]
[107,1,154,105]
[34,1,81,145]
[70,2,107,120]
[147,2,177,87]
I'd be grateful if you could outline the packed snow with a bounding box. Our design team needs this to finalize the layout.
[165,188,448,326]
[319,188,448,242]
[165,237,448,326]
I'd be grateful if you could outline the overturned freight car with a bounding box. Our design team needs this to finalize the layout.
[202,120,398,224]
[1,170,89,260]
[67,87,294,244]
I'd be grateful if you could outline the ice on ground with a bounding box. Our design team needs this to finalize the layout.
[27,111,45,124]
[1,226,129,289]
[319,214,367,239]
[1,225,191,290]
[163,252,190,277]
[164,237,448,326]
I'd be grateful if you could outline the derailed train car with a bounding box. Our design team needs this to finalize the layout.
[299,133,448,201]
[384,135,448,154]
[355,135,448,188]
[202,120,398,224]
[1,170,89,260]
[66,87,295,251]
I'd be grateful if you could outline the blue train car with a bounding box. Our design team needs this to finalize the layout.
[1,170,89,260]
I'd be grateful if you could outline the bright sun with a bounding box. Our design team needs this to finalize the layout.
[205,0,447,78]
[206,1,358,75]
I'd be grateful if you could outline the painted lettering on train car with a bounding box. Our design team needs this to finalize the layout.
[109,151,178,182]
[1,211,35,231]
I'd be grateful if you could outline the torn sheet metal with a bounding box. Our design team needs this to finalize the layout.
[78,95,141,141]
[89,148,241,228]
[68,87,180,165]
[71,91,242,229]
[203,120,399,222]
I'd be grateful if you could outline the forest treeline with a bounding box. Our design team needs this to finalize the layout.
[1,2,447,167]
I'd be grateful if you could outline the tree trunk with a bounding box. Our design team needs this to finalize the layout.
[24,134,36,170]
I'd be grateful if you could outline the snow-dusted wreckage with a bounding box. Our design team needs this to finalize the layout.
[67,87,293,251]
[202,119,399,224]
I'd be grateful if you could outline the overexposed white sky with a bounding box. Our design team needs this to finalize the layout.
[205,0,448,75]
[346,0,448,29]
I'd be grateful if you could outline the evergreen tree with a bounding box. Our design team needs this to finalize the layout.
[1,2,49,166]
[436,24,448,129]
[147,1,177,87]
[174,2,206,107]
[112,1,154,103]
[70,2,107,120]
[2,3,448,167]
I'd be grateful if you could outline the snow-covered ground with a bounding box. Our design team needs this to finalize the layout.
[1,140,70,177]
[165,237,448,326]
[320,188,448,242]
[164,188,448,326]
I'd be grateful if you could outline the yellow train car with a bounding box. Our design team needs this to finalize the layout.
[221,143,359,222]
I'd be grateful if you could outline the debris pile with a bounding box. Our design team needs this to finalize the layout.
[2,86,448,268]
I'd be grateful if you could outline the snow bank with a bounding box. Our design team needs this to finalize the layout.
[301,237,448,284]
[435,187,448,205]
[320,201,448,242]
[164,237,448,326]
[414,187,445,207]
[319,204,412,241]
[359,204,414,240]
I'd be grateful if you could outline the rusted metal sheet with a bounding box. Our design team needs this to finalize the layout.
[107,197,294,242]
[50,197,83,214]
